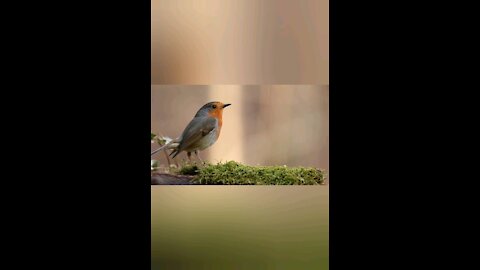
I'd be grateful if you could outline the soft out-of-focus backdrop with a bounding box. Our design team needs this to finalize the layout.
[152,186,329,269]
[151,0,328,85]
[151,85,328,170]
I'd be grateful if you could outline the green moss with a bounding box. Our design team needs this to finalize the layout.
[178,161,326,185]
[178,164,201,175]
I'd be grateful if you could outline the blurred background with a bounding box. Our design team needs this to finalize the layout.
[152,186,328,269]
[152,0,328,85]
[151,0,329,268]
[151,85,329,170]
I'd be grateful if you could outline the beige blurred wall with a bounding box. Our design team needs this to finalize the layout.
[151,0,328,84]
[151,85,328,170]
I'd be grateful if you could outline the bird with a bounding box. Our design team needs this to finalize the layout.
[151,101,231,162]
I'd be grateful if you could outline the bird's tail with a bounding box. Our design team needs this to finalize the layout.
[169,149,180,159]
[151,137,180,156]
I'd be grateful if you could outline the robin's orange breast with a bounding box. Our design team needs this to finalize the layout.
[208,110,223,139]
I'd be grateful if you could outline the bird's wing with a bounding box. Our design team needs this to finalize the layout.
[178,117,217,151]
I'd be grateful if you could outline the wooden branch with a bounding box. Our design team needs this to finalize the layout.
[151,173,197,185]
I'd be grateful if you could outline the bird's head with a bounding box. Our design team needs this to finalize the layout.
[195,101,231,118]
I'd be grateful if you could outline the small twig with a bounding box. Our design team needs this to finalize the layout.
[163,149,171,167]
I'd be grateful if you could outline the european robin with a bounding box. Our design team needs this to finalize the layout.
[151,101,231,162]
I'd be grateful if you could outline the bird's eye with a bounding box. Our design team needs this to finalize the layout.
[212,105,217,109]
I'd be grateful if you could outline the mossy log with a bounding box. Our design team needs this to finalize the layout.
[151,161,327,185]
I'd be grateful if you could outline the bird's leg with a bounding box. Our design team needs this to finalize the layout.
[194,150,204,164]
[187,152,192,164]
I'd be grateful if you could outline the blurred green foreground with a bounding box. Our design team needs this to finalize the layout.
[152,186,329,269]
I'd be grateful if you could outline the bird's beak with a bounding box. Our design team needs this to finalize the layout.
[223,103,231,108]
